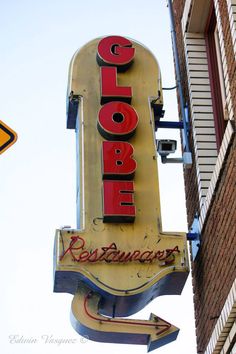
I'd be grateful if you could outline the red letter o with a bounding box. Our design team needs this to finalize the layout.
[98,101,138,141]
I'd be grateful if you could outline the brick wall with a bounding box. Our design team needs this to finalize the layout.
[193,139,236,352]
[172,0,236,353]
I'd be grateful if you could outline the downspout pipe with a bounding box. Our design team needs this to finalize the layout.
[167,0,190,153]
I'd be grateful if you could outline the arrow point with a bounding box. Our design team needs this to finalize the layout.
[147,314,179,352]
[147,328,179,352]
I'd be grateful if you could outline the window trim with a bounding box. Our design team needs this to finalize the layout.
[205,3,227,150]
[181,3,235,224]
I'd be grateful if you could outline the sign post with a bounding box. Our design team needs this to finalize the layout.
[54,36,189,351]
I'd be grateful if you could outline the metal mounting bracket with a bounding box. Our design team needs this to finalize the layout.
[187,215,201,261]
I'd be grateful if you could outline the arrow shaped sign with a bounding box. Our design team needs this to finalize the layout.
[0,120,17,154]
[71,284,179,352]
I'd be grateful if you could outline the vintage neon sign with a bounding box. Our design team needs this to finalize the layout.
[54,35,189,352]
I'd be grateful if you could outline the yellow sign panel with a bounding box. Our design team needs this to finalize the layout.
[0,120,17,154]
[54,36,189,350]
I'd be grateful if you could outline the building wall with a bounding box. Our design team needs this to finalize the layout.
[192,139,236,353]
[172,0,236,353]
[173,0,201,226]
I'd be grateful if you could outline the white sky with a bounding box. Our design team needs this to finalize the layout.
[0,0,197,353]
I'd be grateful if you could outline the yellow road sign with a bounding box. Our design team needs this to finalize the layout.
[0,120,17,154]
